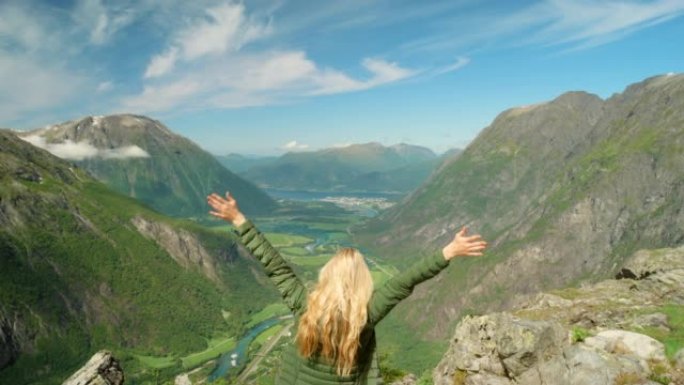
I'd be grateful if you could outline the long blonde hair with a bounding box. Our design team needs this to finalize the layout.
[296,247,374,376]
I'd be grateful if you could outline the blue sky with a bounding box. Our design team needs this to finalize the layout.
[1,0,683,155]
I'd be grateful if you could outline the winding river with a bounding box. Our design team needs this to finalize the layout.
[207,317,282,382]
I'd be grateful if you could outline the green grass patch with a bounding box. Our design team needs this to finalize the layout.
[264,232,313,247]
[180,334,237,369]
[280,246,311,256]
[253,324,285,346]
[135,354,177,369]
[247,303,290,328]
[635,304,684,360]
[287,255,332,266]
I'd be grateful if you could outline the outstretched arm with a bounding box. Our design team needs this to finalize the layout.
[367,226,487,325]
[207,192,307,314]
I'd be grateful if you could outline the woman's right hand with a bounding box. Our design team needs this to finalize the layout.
[442,226,487,261]
[207,192,247,226]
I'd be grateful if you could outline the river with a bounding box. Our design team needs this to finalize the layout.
[207,317,283,382]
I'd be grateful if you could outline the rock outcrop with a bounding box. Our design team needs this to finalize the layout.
[433,246,684,385]
[62,351,124,385]
[132,215,221,284]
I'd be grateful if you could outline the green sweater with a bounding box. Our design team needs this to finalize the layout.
[236,220,450,385]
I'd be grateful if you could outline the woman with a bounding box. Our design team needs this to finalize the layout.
[207,192,487,385]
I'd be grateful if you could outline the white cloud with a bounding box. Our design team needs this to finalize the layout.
[144,2,271,78]
[311,58,416,95]
[533,0,684,48]
[21,135,150,161]
[433,57,471,75]
[282,140,309,151]
[73,0,137,45]
[96,81,113,92]
[125,51,417,113]
[403,0,684,53]
[122,79,202,112]
[144,47,179,78]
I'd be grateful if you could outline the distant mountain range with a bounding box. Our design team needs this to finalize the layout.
[218,143,459,194]
[20,115,277,218]
[357,74,684,341]
[0,130,278,384]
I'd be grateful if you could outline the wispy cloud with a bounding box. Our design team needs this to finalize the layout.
[432,57,471,76]
[282,140,309,151]
[96,81,114,93]
[144,3,271,79]
[523,0,684,50]
[404,0,684,53]
[73,0,137,45]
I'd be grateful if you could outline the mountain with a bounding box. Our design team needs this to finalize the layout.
[215,153,278,173]
[239,142,441,193]
[20,114,277,218]
[0,130,278,384]
[356,74,684,341]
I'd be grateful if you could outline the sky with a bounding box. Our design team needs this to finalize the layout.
[1,0,683,156]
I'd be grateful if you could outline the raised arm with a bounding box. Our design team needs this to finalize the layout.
[207,192,307,314]
[367,226,487,325]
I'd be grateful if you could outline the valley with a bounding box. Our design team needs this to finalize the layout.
[3,73,684,385]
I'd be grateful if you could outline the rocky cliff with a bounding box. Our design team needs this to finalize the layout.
[432,246,684,385]
[357,74,684,340]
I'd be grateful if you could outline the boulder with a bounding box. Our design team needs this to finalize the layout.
[62,350,123,385]
[583,330,667,363]
[433,313,568,385]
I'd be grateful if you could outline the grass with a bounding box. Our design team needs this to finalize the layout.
[280,246,311,256]
[253,324,285,346]
[287,255,332,266]
[180,335,237,369]
[135,354,177,369]
[246,303,290,328]
[635,304,684,360]
[264,232,313,247]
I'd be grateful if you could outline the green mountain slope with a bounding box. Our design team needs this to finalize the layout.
[0,130,278,384]
[356,74,684,341]
[21,114,277,218]
[241,142,439,193]
[215,153,278,173]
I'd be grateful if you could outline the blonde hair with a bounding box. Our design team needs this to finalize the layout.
[296,247,374,376]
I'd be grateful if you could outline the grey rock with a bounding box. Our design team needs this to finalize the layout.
[674,348,684,370]
[131,215,221,283]
[389,373,417,385]
[584,330,667,363]
[463,373,512,385]
[618,246,684,280]
[434,313,568,385]
[62,350,124,385]
[175,374,192,385]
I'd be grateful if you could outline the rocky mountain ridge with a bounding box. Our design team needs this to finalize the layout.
[357,73,684,341]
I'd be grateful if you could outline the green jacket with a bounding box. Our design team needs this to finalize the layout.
[236,220,450,385]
